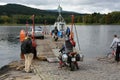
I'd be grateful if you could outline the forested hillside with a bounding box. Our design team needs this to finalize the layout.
[0,4,120,24]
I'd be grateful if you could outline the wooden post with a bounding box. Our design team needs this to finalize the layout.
[32,14,35,40]
[26,21,28,35]
[70,15,74,39]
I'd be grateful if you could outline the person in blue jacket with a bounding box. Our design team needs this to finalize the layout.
[65,27,70,38]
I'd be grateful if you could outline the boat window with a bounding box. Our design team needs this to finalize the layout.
[60,24,64,31]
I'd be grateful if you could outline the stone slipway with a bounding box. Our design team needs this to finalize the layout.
[0,35,65,80]
[36,35,64,62]
[1,35,120,80]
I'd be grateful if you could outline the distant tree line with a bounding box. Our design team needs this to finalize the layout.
[0,11,120,25]
[81,12,120,24]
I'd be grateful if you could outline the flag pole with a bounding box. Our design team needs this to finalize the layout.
[32,14,35,40]
[70,15,74,39]
[26,21,28,35]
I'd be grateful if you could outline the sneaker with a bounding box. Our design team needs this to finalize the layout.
[22,70,27,73]
[28,71,33,73]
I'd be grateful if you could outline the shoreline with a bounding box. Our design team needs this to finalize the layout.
[0,60,24,75]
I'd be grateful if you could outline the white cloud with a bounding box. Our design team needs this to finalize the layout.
[0,2,7,5]
[0,0,120,14]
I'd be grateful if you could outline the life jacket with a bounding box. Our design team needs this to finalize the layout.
[20,29,26,42]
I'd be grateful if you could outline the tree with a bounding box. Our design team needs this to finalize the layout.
[0,15,10,24]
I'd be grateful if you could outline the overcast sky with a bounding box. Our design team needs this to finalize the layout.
[0,0,120,14]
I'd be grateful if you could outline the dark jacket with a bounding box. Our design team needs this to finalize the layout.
[66,27,70,37]
[21,37,33,54]
[52,27,58,35]
[116,42,120,53]
[59,45,65,53]
[65,40,73,53]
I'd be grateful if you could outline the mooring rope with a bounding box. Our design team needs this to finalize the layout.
[74,24,81,51]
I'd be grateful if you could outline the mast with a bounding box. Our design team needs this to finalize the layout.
[57,0,64,22]
[32,14,35,40]
[26,21,28,35]
[57,0,62,16]
[55,0,66,38]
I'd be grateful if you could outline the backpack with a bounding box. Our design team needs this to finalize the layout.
[66,27,70,35]
[116,42,120,52]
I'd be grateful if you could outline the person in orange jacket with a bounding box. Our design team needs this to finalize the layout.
[20,29,26,59]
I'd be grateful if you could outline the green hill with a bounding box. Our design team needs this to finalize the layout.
[0,4,52,15]
[0,4,82,16]
[0,4,85,24]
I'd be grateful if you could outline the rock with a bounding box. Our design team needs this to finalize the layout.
[16,65,24,70]
[37,56,47,61]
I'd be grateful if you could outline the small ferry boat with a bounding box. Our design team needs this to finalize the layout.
[53,4,66,38]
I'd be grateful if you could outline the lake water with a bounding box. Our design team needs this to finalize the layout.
[73,25,120,58]
[0,26,25,68]
[0,25,120,68]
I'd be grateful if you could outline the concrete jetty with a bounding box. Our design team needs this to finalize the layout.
[36,35,63,62]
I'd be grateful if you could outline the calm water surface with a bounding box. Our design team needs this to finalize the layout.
[0,25,120,68]
[0,26,25,68]
[74,25,120,58]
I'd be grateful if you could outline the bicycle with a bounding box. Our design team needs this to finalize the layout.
[106,48,116,59]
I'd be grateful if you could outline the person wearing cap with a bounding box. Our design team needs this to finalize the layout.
[110,35,120,50]
[110,34,120,62]
[51,26,59,41]
[65,26,70,38]
[21,34,33,73]
[51,26,58,36]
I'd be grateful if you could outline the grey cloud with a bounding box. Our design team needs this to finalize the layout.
[0,0,120,13]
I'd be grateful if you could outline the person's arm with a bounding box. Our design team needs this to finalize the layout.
[32,40,37,47]
[59,45,65,52]
[110,38,116,48]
